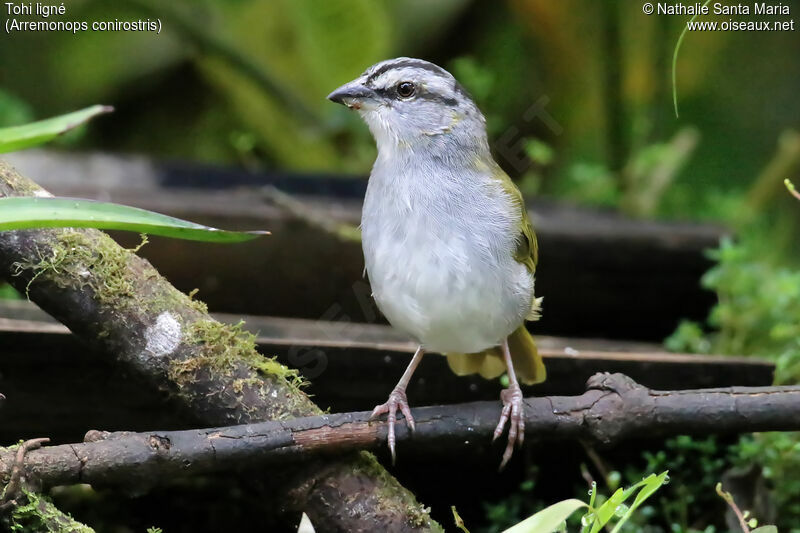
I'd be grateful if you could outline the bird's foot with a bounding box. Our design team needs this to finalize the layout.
[493,385,525,470]
[370,387,415,464]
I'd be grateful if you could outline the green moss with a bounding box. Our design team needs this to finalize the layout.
[4,487,94,532]
[0,164,43,196]
[171,320,296,382]
[169,320,307,411]
[144,282,208,317]
[10,229,209,320]
[12,230,137,303]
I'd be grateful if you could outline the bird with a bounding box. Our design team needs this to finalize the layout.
[327,57,546,469]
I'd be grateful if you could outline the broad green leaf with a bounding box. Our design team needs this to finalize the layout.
[0,105,113,153]
[504,499,587,533]
[0,197,268,243]
[751,526,778,533]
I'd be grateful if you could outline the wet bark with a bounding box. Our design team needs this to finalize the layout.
[7,373,800,491]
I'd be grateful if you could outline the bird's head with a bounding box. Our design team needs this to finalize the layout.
[327,57,487,150]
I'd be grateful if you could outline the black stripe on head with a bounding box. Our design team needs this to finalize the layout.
[419,92,458,107]
[365,58,451,86]
[372,86,459,107]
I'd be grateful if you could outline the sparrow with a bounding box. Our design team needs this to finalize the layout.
[327,57,545,469]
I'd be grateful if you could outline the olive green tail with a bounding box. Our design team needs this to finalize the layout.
[445,325,546,385]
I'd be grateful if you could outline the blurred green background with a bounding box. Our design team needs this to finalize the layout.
[3,1,800,531]
[2,0,798,224]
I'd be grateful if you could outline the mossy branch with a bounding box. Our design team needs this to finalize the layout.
[0,161,441,533]
[2,487,95,533]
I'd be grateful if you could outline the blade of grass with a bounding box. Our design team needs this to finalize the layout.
[672,0,713,117]
[0,105,113,153]
[0,197,268,243]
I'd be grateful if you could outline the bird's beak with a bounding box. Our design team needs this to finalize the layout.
[327,79,377,110]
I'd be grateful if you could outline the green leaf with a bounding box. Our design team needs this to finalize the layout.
[609,472,669,533]
[451,506,471,533]
[590,488,627,533]
[630,472,669,510]
[751,526,778,533]
[0,105,113,153]
[504,499,587,533]
[0,197,268,243]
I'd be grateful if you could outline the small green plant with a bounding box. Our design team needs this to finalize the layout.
[473,472,668,533]
[666,237,800,382]
[508,472,669,533]
[716,482,777,533]
[666,235,800,530]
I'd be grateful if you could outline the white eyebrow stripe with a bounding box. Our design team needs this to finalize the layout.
[367,66,453,89]
[368,68,433,88]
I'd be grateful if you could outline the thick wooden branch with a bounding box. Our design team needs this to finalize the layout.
[8,373,800,491]
[0,162,441,532]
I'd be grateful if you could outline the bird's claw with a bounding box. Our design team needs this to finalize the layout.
[370,388,414,464]
[493,385,525,470]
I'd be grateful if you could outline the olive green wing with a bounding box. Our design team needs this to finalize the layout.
[492,165,542,321]
[514,202,538,274]
[491,165,538,273]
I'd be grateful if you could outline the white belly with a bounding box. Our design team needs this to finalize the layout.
[361,173,534,354]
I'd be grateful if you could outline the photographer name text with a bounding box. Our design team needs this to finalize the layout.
[657,2,789,15]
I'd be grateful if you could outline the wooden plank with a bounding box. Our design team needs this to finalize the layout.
[0,301,774,444]
[0,300,769,367]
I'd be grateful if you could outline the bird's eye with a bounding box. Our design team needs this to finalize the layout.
[397,81,416,98]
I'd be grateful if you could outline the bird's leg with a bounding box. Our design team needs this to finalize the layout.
[370,346,425,463]
[493,338,525,470]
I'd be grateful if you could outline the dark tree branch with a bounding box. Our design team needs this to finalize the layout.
[0,162,440,532]
[9,373,800,491]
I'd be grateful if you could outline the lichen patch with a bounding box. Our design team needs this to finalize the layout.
[145,312,182,357]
